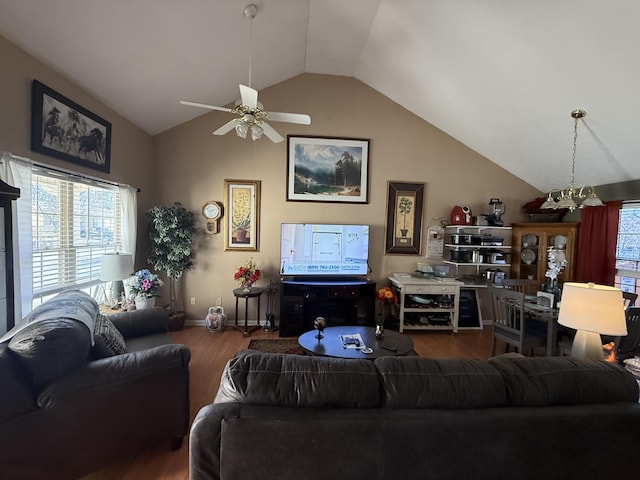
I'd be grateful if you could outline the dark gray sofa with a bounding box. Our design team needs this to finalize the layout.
[0,290,191,480]
[190,350,640,480]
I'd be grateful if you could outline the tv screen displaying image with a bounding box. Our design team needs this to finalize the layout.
[280,223,370,276]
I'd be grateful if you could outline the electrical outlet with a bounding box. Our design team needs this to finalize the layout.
[190,297,196,305]
[215,297,222,305]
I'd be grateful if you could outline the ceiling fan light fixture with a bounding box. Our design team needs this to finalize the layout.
[235,122,248,139]
[179,3,311,143]
[250,124,263,141]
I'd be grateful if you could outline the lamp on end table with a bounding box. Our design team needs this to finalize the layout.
[100,252,133,308]
[558,282,627,360]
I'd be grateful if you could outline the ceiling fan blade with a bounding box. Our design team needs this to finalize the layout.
[260,122,284,143]
[212,119,238,136]
[239,84,258,109]
[267,111,312,125]
[180,100,234,113]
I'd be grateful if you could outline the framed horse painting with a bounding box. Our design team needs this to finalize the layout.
[31,80,111,173]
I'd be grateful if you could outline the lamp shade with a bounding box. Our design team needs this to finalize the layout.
[100,253,133,281]
[557,282,627,336]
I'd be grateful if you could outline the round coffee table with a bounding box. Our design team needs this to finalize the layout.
[298,325,414,359]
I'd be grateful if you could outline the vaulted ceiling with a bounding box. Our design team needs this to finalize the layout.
[2,0,639,193]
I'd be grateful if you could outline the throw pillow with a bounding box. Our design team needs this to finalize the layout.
[92,315,127,358]
[8,318,91,389]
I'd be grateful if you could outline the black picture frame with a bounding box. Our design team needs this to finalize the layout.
[286,135,369,204]
[31,80,111,173]
[385,181,425,255]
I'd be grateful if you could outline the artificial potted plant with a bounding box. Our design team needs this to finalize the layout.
[147,202,195,330]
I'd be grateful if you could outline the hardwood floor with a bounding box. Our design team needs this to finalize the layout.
[80,325,494,480]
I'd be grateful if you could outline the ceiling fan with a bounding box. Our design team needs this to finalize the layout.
[180,4,311,143]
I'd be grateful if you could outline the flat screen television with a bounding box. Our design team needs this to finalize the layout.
[280,223,370,277]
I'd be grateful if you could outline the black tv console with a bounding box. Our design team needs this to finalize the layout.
[279,278,376,337]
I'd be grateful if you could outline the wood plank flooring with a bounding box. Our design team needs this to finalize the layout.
[80,326,494,480]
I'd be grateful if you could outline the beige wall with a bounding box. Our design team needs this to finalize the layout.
[0,32,543,322]
[0,34,157,264]
[155,74,541,321]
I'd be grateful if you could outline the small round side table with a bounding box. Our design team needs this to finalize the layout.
[233,287,265,335]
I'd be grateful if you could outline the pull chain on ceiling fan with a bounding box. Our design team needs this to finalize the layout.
[180,4,311,143]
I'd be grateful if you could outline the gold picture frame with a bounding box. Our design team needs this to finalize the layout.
[384,181,425,255]
[224,179,261,251]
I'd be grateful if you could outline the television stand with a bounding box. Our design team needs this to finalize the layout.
[279,278,376,337]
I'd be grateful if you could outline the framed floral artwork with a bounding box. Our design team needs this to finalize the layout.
[384,181,425,255]
[224,179,261,251]
[286,135,369,203]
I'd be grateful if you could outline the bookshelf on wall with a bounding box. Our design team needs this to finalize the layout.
[443,225,512,277]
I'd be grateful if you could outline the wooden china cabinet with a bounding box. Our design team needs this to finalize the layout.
[510,223,579,292]
[0,179,20,334]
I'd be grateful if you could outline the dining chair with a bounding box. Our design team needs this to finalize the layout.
[502,278,534,296]
[489,286,547,356]
[622,291,638,310]
[615,307,640,362]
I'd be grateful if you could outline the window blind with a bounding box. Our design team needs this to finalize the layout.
[31,171,122,299]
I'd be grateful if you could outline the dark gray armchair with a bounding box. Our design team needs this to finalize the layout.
[0,292,190,480]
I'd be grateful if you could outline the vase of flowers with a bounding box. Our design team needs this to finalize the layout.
[375,286,398,334]
[544,247,567,307]
[234,258,261,292]
[126,269,164,310]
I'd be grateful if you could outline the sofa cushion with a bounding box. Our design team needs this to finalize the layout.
[8,318,91,389]
[375,357,508,408]
[0,343,38,422]
[92,315,126,357]
[215,350,380,408]
[488,356,640,406]
[106,307,170,339]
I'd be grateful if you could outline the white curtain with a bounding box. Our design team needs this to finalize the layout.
[0,152,139,320]
[0,153,33,321]
[119,185,138,264]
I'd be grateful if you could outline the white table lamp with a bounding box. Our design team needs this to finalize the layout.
[557,282,627,360]
[100,252,133,307]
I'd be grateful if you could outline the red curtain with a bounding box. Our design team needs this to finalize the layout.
[575,200,622,285]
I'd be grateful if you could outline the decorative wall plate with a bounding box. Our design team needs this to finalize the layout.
[521,248,536,265]
[522,234,537,247]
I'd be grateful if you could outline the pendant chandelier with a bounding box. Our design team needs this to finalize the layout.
[540,109,604,211]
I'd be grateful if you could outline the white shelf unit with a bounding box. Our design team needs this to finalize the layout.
[443,225,512,275]
[389,276,461,333]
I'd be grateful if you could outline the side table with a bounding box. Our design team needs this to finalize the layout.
[233,287,265,335]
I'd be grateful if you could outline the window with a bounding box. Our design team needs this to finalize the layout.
[31,170,122,305]
[615,203,640,294]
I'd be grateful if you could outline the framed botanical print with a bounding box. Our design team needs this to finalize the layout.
[385,181,425,255]
[224,179,261,251]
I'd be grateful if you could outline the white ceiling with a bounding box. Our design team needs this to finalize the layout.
[2,0,640,193]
